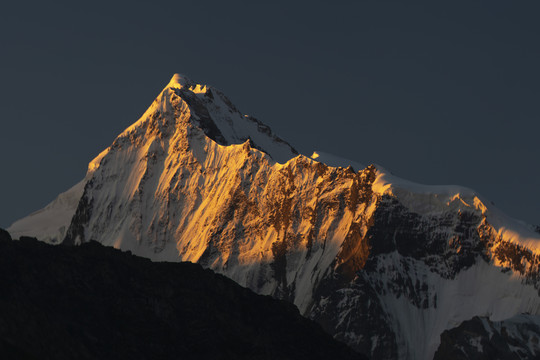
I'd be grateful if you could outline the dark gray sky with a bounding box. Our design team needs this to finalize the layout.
[1,1,539,228]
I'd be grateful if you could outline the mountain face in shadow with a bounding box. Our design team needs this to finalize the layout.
[434,315,540,360]
[0,230,362,360]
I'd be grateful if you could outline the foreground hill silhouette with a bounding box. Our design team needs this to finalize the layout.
[0,229,362,360]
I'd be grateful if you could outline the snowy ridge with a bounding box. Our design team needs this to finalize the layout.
[373,169,540,256]
[310,150,365,171]
[9,73,540,360]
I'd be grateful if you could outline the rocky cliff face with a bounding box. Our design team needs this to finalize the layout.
[307,193,540,359]
[9,74,540,359]
[434,314,540,360]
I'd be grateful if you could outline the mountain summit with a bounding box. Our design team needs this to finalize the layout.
[8,74,297,244]
[9,74,540,359]
[168,73,195,87]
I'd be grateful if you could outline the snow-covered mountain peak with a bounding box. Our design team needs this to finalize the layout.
[167,73,208,94]
[98,73,298,167]
[10,73,540,360]
[167,73,196,89]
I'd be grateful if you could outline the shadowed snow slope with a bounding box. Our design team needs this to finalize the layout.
[9,74,540,360]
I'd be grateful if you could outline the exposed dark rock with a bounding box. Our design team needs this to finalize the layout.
[306,189,539,358]
[63,185,93,245]
[174,88,228,145]
[365,196,485,278]
[271,239,288,286]
[0,238,363,360]
[434,315,540,360]
[310,271,398,359]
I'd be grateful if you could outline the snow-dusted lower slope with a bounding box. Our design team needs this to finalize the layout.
[8,180,86,243]
[9,74,540,360]
[7,148,109,243]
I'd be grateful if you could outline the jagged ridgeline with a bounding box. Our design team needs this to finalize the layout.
[9,74,540,360]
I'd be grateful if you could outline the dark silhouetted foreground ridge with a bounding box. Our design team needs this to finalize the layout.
[0,230,363,360]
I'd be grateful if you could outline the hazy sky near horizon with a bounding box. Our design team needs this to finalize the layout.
[1,1,539,228]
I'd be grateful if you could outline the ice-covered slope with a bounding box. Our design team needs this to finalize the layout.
[9,74,540,359]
